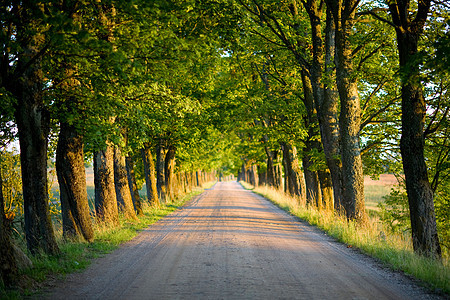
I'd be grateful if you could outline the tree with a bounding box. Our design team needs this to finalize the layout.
[386,0,441,258]
[324,0,366,220]
[235,0,344,211]
[53,34,95,242]
[94,145,119,225]
[114,143,137,220]
[56,122,94,241]
[141,145,159,206]
[1,1,60,255]
[125,155,144,215]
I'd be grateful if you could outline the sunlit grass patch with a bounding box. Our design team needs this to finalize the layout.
[240,182,449,294]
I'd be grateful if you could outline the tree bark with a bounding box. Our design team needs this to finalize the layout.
[94,146,119,225]
[13,28,59,254]
[304,0,343,212]
[274,158,283,190]
[318,170,334,210]
[113,146,137,220]
[156,141,166,200]
[56,122,94,242]
[301,72,323,206]
[196,170,203,187]
[326,0,366,220]
[164,145,176,201]
[335,47,365,220]
[0,171,18,286]
[125,155,143,215]
[287,0,343,210]
[258,169,267,186]
[265,147,281,188]
[281,142,303,198]
[238,164,246,182]
[388,0,441,258]
[141,146,159,206]
[322,9,342,211]
[248,164,259,187]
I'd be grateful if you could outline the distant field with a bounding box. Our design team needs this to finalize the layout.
[364,174,399,213]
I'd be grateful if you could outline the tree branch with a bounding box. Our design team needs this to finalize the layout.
[357,43,385,71]
[357,9,396,28]
[248,29,286,47]
[361,79,388,112]
[360,96,400,131]
[424,106,450,138]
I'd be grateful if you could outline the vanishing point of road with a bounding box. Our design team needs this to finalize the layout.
[46,181,441,299]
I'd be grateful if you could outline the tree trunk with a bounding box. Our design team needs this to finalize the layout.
[302,156,321,206]
[156,141,166,200]
[301,72,323,206]
[248,164,259,187]
[164,146,176,201]
[281,142,302,197]
[318,170,334,210]
[281,142,293,195]
[196,170,202,187]
[327,0,366,220]
[0,171,18,286]
[274,158,283,190]
[265,147,277,187]
[290,0,343,210]
[238,164,246,182]
[322,9,343,212]
[298,162,307,205]
[305,1,343,211]
[336,58,365,220]
[258,167,267,185]
[13,32,59,254]
[125,155,143,215]
[56,122,94,242]
[141,146,159,206]
[388,0,441,258]
[113,146,137,220]
[94,146,119,225]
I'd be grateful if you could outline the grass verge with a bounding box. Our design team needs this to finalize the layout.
[1,182,215,299]
[240,181,449,295]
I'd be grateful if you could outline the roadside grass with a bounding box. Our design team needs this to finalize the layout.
[240,181,450,295]
[1,182,215,299]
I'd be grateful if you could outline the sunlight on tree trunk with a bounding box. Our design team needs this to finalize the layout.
[56,123,94,242]
[94,146,119,225]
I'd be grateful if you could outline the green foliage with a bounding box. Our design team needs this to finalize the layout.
[0,0,448,289]
[0,150,22,218]
[378,188,411,234]
[0,89,16,146]
[435,187,450,255]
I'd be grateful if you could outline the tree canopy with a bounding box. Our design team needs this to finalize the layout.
[0,0,449,263]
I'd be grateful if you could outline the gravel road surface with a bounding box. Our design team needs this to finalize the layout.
[46,181,441,299]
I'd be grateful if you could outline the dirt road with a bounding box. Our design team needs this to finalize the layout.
[46,181,440,299]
